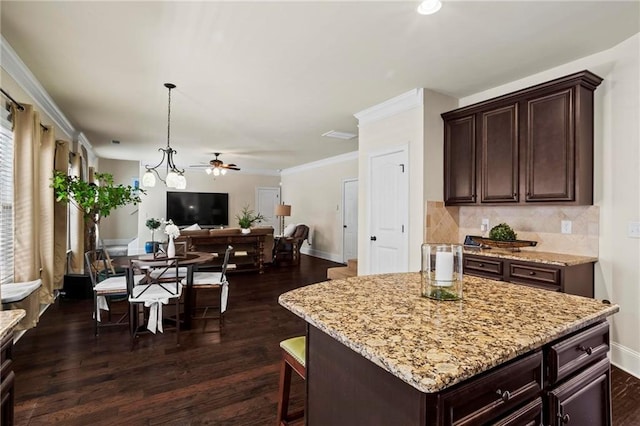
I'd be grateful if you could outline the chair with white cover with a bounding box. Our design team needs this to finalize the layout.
[85,249,140,336]
[127,257,184,349]
[186,245,232,331]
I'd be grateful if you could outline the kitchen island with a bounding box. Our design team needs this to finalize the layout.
[279,273,618,425]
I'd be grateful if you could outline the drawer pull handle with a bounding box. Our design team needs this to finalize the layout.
[558,413,571,424]
[578,345,593,355]
[529,271,536,275]
[478,263,484,267]
[495,389,510,402]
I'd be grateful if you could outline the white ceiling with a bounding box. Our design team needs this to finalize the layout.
[1,1,638,173]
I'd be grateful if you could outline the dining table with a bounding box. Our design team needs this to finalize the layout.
[113,251,216,330]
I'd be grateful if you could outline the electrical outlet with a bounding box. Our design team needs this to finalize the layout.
[561,220,572,234]
[628,222,640,238]
[481,218,489,232]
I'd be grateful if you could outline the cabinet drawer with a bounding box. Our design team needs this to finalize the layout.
[547,321,609,385]
[492,397,543,426]
[464,256,503,280]
[508,262,560,289]
[440,351,542,426]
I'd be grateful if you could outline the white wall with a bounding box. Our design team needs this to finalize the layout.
[459,33,640,378]
[281,152,358,263]
[98,158,140,240]
[136,168,279,246]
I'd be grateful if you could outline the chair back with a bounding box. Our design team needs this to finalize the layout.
[220,245,233,280]
[158,241,188,258]
[85,249,110,288]
[292,225,309,243]
[130,257,182,297]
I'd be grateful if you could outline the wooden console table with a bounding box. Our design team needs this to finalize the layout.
[186,234,266,274]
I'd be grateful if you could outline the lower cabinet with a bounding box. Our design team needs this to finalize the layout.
[547,358,611,426]
[1,332,15,426]
[307,321,612,425]
[463,254,594,298]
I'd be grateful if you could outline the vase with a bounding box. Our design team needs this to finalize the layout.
[241,228,251,234]
[420,243,464,301]
[167,235,176,258]
[145,241,155,254]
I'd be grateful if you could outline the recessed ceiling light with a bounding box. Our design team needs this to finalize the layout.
[417,0,442,15]
[322,130,357,140]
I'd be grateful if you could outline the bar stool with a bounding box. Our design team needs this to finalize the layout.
[277,336,306,425]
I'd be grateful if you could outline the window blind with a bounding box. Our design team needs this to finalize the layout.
[0,115,14,284]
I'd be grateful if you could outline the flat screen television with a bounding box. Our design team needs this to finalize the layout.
[166,192,229,227]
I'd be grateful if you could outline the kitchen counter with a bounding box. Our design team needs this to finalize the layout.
[279,273,617,393]
[0,309,25,340]
[462,247,597,266]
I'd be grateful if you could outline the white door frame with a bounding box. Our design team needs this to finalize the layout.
[367,145,410,274]
[342,178,358,264]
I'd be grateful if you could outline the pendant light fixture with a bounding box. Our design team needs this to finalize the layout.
[142,83,187,189]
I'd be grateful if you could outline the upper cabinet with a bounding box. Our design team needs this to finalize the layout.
[442,71,602,206]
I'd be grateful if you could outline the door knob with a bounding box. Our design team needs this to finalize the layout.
[370,236,377,241]
[343,225,347,228]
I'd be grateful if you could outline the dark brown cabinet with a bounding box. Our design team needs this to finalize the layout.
[307,320,612,425]
[480,103,519,203]
[442,70,602,206]
[444,115,476,204]
[464,254,594,298]
[1,332,15,426]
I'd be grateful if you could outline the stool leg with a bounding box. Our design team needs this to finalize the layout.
[276,357,293,425]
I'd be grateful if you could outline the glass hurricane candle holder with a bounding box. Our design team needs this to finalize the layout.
[421,243,464,301]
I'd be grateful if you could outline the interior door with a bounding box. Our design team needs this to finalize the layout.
[256,187,280,229]
[369,148,408,274]
[342,179,358,263]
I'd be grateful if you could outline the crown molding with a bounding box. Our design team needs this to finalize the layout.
[280,151,358,176]
[1,36,95,160]
[354,88,423,125]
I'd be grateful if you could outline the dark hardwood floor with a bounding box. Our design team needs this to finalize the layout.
[10,255,640,425]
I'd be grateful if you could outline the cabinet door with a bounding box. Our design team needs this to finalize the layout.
[524,89,575,202]
[547,357,611,426]
[444,115,476,205]
[480,103,519,203]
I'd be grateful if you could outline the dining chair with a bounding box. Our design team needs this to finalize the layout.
[85,249,143,336]
[185,245,233,331]
[277,335,306,425]
[127,257,184,349]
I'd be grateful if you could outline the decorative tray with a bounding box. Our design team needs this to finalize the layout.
[469,236,537,252]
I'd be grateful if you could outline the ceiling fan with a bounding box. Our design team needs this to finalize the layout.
[200,153,241,176]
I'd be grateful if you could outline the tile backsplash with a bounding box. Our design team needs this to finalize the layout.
[425,202,599,257]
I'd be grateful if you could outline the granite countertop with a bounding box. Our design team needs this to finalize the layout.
[279,274,618,394]
[462,247,597,266]
[0,309,26,340]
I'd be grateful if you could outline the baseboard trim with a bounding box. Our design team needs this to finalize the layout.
[300,247,343,264]
[611,341,640,379]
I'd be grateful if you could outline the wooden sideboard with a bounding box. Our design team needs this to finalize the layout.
[185,234,266,274]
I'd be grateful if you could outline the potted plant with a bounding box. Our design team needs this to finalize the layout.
[145,218,162,253]
[236,206,265,234]
[51,170,144,254]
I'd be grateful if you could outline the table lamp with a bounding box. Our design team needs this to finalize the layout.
[275,203,291,236]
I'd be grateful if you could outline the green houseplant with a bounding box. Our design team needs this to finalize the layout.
[236,206,264,233]
[51,170,144,253]
[488,223,517,241]
[145,218,162,253]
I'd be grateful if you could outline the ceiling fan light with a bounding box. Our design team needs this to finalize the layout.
[417,0,442,15]
[142,171,156,187]
[205,168,212,175]
[213,168,220,176]
[221,168,227,175]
